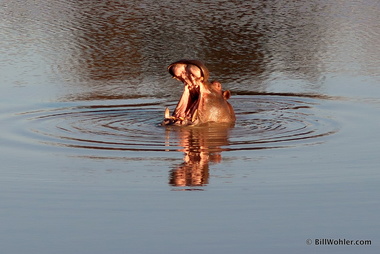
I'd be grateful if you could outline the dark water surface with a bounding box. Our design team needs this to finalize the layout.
[1,0,379,253]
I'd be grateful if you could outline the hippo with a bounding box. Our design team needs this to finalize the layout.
[162,59,235,126]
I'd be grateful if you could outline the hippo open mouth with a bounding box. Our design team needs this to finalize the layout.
[162,59,235,126]
[164,84,200,125]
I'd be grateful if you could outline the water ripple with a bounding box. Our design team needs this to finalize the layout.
[228,94,339,151]
[4,95,339,157]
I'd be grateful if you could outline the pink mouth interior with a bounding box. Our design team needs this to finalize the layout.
[173,85,200,121]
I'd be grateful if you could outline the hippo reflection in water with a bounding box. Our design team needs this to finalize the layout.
[162,59,235,126]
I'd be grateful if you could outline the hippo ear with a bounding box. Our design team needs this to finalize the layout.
[223,90,231,100]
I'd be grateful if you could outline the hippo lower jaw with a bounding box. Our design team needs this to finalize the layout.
[163,107,199,126]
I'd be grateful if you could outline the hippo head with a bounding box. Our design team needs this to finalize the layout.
[162,59,235,126]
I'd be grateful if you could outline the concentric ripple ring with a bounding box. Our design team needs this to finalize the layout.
[5,95,339,155]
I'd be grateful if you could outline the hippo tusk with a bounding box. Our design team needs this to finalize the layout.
[165,107,170,118]
[191,109,198,123]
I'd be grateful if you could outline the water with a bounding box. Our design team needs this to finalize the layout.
[1,0,379,253]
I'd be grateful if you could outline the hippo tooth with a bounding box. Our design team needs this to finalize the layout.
[165,107,170,118]
[192,109,198,122]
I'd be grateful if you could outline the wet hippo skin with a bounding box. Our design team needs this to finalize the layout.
[163,59,236,126]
